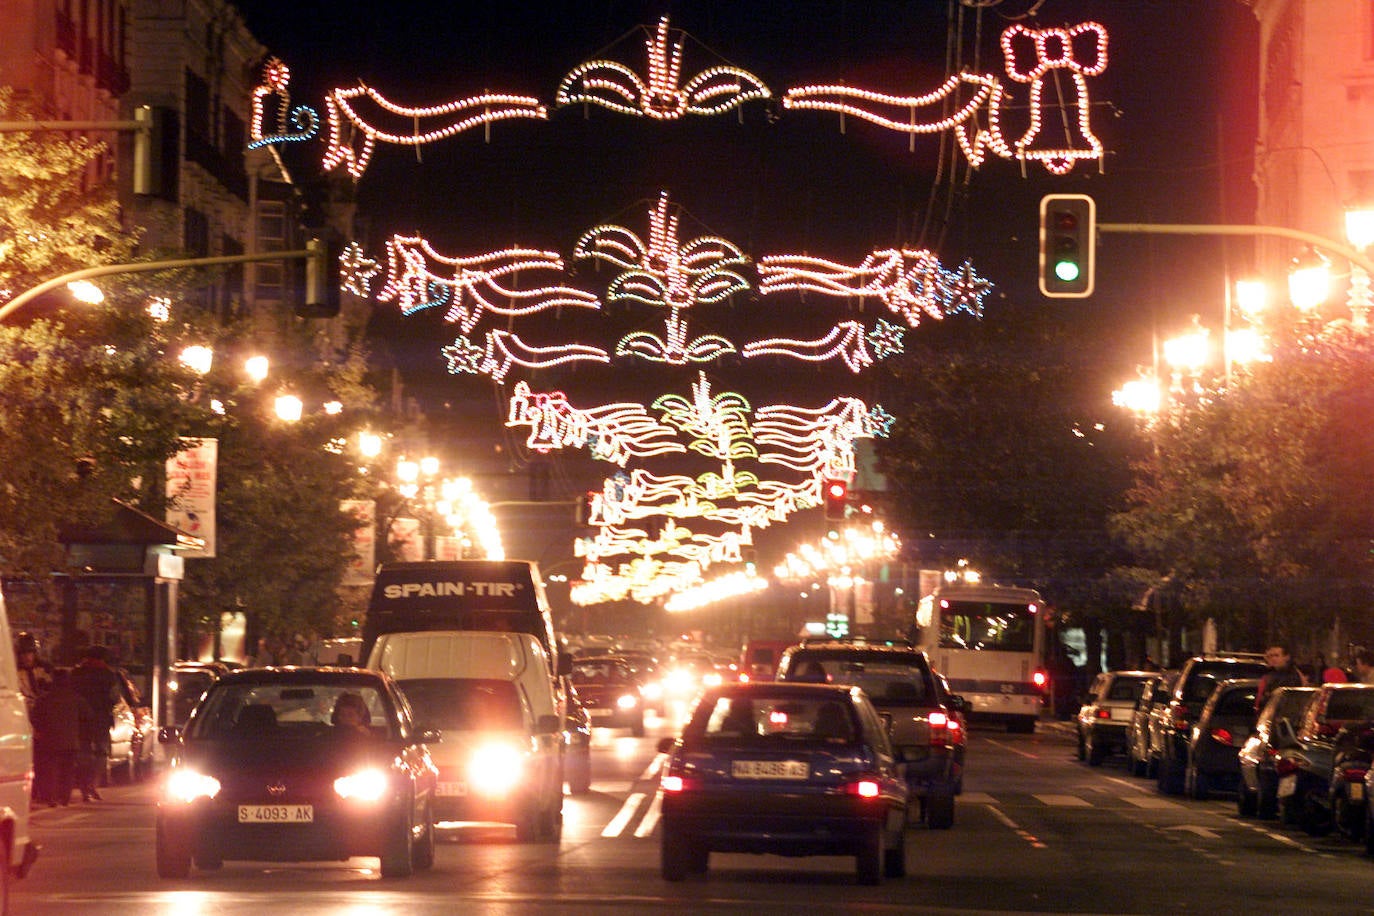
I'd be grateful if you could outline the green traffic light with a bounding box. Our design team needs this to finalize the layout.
[1054,260,1081,282]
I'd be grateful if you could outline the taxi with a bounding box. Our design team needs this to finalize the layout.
[155,667,439,878]
[658,682,909,885]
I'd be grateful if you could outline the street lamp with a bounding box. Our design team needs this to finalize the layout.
[1288,247,1331,314]
[1344,206,1374,327]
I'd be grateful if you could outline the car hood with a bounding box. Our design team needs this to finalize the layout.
[180,735,398,776]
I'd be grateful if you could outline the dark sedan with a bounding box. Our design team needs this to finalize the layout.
[155,667,439,879]
[569,656,646,737]
[658,682,909,885]
[1184,677,1258,799]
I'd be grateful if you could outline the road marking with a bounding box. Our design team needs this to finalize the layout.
[987,805,1047,849]
[1163,825,1221,839]
[983,737,1039,759]
[634,790,663,837]
[1122,796,1181,809]
[1033,794,1091,807]
[601,791,646,838]
[960,792,997,805]
[639,754,665,781]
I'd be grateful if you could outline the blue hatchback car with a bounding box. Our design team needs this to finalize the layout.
[657,682,910,885]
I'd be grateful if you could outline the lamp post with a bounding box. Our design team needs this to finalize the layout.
[1345,207,1374,328]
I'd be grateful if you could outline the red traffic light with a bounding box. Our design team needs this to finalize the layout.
[823,479,848,521]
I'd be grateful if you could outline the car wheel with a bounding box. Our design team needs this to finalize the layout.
[1157,749,1182,795]
[1279,793,1302,827]
[538,797,563,843]
[1301,791,1332,837]
[1334,789,1363,843]
[379,808,415,878]
[856,822,884,885]
[883,821,906,878]
[661,825,706,881]
[193,849,222,872]
[1365,804,1374,855]
[1257,777,1278,819]
[568,749,592,795]
[1087,736,1106,767]
[1076,730,1086,761]
[413,802,436,871]
[155,818,192,879]
[631,715,646,739]
[515,802,542,842]
[1188,765,1210,801]
[925,792,955,830]
[1,837,12,916]
[1237,783,1258,817]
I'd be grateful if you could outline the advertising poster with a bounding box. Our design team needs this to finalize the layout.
[166,437,217,558]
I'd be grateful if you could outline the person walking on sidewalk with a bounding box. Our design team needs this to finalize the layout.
[70,645,133,802]
[30,667,94,806]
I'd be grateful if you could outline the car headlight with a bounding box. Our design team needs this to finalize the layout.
[702,672,723,687]
[334,767,390,801]
[616,693,639,710]
[165,767,220,803]
[641,682,663,701]
[468,742,525,796]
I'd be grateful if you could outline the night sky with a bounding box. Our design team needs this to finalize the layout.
[232,0,1259,567]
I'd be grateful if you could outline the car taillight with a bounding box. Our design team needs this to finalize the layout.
[1095,708,1112,720]
[929,711,949,728]
[1342,767,1369,783]
[1032,670,1048,690]
[847,779,880,798]
[1170,702,1190,730]
[661,775,685,793]
[1210,727,1234,746]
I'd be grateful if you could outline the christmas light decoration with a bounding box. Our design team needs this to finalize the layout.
[339,242,380,297]
[665,570,769,613]
[652,373,756,461]
[249,58,319,149]
[442,330,609,382]
[377,235,599,328]
[759,248,993,326]
[742,320,890,373]
[504,381,684,464]
[755,399,890,477]
[322,84,547,179]
[1000,22,1109,175]
[782,72,1000,149]
[556,17,770,120]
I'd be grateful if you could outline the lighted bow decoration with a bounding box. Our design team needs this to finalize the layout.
[557,16,771,120]
[758,247,993,326]
[442,330,609,383]
[780,21,1108,175]
[377,235,600,328]
[1001,22,1109,175]
[322,84,546,180]
[249,59,319,150]
[575,192,748,364]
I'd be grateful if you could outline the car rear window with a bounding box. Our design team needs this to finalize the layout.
[1215,686,1259,716]
[692,695,857,744]
[782,653,935,704]
[1183,663,1268,703]
[1326,689,1374,722]
[397,678,523,731]
[1106,679,1146,702]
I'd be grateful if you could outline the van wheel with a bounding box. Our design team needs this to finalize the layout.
[568,750,591,795]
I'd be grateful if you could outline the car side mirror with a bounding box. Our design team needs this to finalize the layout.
[536,714,560,735]
[947,694,967,713]
[157,725,181,744]
[656,737,677,755]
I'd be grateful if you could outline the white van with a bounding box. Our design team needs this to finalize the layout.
[0,589,37,911]
[368,630,563,842]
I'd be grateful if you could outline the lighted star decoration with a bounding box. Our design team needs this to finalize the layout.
[248,58,319,149]
[939,261,993,316]
[339,241,380,297]
[557,16,771,120]
[443,330,609,382]
[866,319,905,359]
[575,192,748,365]
[866,404,896,437]
[440,337,487,375]
[322,84,547,180]
[378,235,600,328]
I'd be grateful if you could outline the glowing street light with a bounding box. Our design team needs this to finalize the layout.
[244,355,270,383]
[66,280,104,304]
[1162,318,1210,376]
[1345,207,1374,327]
[274,394,303,422]
[1287,248,1331,314]
[1234,279,1268,320]
[179,345,213,375]
[1112,373,1163,415]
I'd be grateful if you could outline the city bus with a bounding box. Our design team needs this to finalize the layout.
[912,582,1047,733]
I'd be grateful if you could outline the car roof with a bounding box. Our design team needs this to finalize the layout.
[707,682,859,699]
[213,666,391,687]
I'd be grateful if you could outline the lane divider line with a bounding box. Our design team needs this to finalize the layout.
[601,791,646,838]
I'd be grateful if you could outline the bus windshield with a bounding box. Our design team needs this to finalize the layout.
[938,600,1036,652]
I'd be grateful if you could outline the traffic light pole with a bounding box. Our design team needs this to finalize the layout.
[0,246,314,323]
[1096,222,1374,277]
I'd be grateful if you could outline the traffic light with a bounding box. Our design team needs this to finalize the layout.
[1038,193,1096,298]
[298,234,342,318]
[822,478,848,521]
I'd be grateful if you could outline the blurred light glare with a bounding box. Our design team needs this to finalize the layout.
[274,395,303,422]
[1288,250,1331,312]
[245,355,269,383]
[179,345,213,375]
[1234,279,1267,318]
[1113,376,1162,414]
[1163,324,1210,373]
[323,400,343,415]
[1226,326,1269,367]
[358,432,382,458]
[1346,207,1374,251]
[67,280,104,304]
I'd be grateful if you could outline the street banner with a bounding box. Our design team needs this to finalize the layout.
[166,437,217,558]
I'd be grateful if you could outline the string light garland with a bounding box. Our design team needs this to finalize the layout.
[249,58,319,149]
[1000,21,1109,175]
[442,330,609,382]
[339,242,380,297]
[556,16,770,120]
[742,319,902,373]
[322,84,547,179]
[377,235,599,327]
[505,381,685,464]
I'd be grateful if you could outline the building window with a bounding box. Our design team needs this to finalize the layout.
[184,207,209,258]
[254,201,286,303]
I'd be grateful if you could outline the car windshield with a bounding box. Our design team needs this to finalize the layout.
[189,681,394,741]
[691,694,857,744]
[572,660,633,684]
[397,678,523,731]
[1326,688,1374,722]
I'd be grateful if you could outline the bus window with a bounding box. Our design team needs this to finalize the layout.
[938,602,1035,652]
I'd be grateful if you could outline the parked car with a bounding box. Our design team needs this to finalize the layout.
[1274,682,1374,834]
[1330,722,1374,842]
[155,666,439,878]
[1127,672,1175,777]
[582,650,663,713]
[107,667,157,784]
[777,638,965,828]
[1076,670,1156,767]
[657,681,909,884]
[1154,653,1269,795]
[168,661,230,728]
[570,656,646,736]
[1184,678,1258,799]
[1238,686,1317,819]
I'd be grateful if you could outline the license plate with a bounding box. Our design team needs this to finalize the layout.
[238,804,313,823]
[437,781,468,797]
[1277,774,1296,799]
[731,760,809,780]
[1352,782,1365,802]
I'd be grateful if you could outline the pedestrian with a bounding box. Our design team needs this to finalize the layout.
[15,631,53,720]
[1316,652,1348,684]
[70,645,133,802]
[1354,647,1374,686]
[1255,643,1307,711]
[30,667,94,807]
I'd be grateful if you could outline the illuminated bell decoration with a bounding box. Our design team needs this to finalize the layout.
[249,58,319,149]
[1000,22,1109,175]
[322,84,547,179]
[556,16,770,120]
